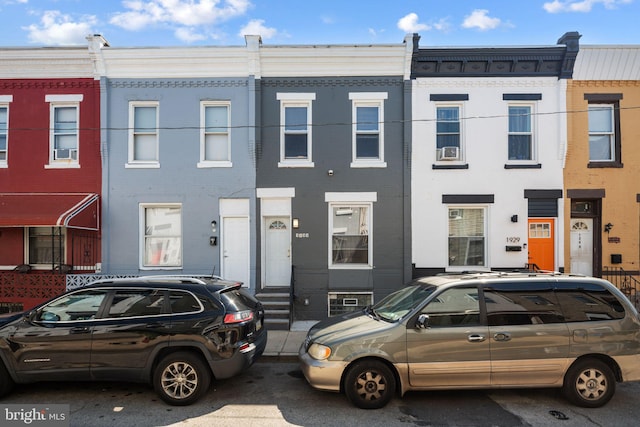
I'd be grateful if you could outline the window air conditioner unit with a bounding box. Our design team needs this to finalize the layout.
[54,148,77,160]
[437,146,459,161]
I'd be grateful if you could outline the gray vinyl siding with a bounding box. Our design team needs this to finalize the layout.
[101,78,257,289]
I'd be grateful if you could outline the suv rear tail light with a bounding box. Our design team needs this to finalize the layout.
[224,310,254,324]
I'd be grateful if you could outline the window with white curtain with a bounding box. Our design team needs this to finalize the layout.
[141,204,182,268]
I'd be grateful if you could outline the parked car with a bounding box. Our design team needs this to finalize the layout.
[299,272,640,409]
[0,276,266,405]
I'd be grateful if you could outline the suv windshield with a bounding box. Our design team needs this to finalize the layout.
[372,283,436,321]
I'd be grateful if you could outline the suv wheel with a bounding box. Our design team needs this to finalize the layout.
[153,352,211,406]
[562,358,616,408]
[344,360,396,409]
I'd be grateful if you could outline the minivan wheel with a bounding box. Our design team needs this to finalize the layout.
[562,359,615,408]
[344,360,396,409]
[153,352,211,406]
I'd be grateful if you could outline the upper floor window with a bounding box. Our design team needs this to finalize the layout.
[436,105,462,161]
[585,93,622,168]
[45,94,82,168]
[0,104,8,167]
[508,105,534,161]
[277,93,315,168]
[140,204,182,269]
[128,102,159,168]
[199,102,231,168]
[349,92,387,168]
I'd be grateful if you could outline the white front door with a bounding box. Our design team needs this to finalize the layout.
[570,218,593,276]
[264,217,291,287]
[222,217,249,286]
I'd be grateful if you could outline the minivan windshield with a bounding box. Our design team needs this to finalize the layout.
[372,283,436,321]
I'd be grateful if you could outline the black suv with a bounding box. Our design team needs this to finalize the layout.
[0,276,266,405]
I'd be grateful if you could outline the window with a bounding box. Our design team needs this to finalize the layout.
[529,222,551,238]
[420,286,480,327]
[141,204,182,268]
[349,92,387,167]
[588,104,615,162]
[45,95,82,168]
[28,227,65,266]
[436,106,461,161]
[0,105,7,166]
[128,102,159,167]
[107,289,166,318]
[199,102,231,167]
[277,93,315,167]
[328,292,373,317]
[38,289,108,322]
[484,282,564,326]
[330,204,372,267]
[448,207,486,268]
[508,105,533,160]
[555,282,625,322]
[169,291,202,314]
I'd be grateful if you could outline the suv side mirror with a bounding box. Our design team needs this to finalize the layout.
[416,313,430,329]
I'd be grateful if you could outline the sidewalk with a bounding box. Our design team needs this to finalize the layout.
[261,321,317,361]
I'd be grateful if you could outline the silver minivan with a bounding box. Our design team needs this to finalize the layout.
[299,272,640,409]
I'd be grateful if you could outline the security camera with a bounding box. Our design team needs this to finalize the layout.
[328,170,334,176]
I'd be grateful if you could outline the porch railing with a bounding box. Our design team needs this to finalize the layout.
[602,266,640,309]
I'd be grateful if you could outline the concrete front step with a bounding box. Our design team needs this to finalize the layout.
[256,292,291,330]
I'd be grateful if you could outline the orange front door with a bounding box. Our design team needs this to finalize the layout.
[528,219,555,271]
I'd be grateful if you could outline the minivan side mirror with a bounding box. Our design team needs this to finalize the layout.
[416,313,430,329]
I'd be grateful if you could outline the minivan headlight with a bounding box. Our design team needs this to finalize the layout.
[308,343,332,360]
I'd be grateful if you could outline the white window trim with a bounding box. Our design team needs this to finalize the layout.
[0,96,11,168]
[127,101,160,169]
[139,203,183,270]
[435,103,465,164]
[588,104,615,162]
[326,192,377,270]
[277,93,315,168]
[506,102,537,165]
[45,95,82,169]
[349,92,387,168]
[198,101,232,168]
[446,205,489,272]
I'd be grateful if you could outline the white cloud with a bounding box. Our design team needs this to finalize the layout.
[175,27,206,42]
[110,0,251,30]
[397,13,430,33]
[23,10,97,45]
[543,0,632,13]
[461,9,501,31]
[239,19,277,39]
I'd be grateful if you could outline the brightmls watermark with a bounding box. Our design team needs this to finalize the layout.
[1,405,69,426]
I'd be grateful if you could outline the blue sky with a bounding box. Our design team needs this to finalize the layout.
[0,0,637,47]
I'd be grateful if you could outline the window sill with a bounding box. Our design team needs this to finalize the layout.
[278,161,315,168]
[45,163,80,169]
[432,163,469,170]
[329,264,373,270]
[350,161,387,168]
[0,163,7,169]
[588,161,623,168]
[125,162,160,169]
[504,163,542,169]
[197,161,232,168]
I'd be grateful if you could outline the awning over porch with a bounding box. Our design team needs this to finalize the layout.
[0,193,100,230]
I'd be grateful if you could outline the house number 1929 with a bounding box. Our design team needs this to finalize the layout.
[506,237,520,243]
